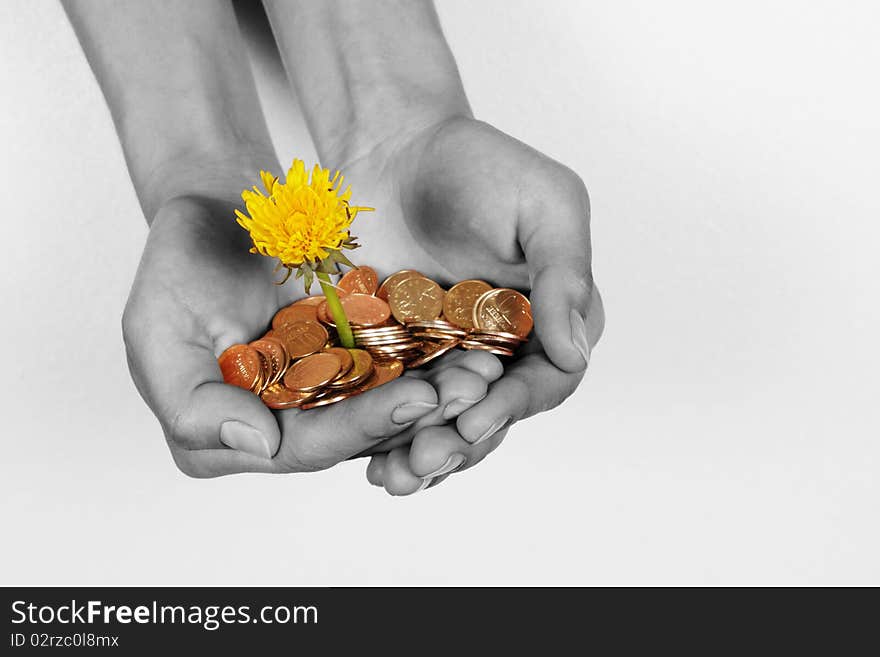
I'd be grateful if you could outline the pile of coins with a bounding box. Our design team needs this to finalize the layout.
[217,266,533,410]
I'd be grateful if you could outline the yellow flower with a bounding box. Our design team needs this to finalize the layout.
[235,159,372,276]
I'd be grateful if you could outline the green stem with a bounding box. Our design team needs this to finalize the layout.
[317,271,355,348]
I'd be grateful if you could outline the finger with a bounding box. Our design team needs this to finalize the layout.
[409,424,508,480]
[123,307,281,459]
[373,425,508,494]
[422,431,508,492]
[518,174,593,373]
[383,446,429,496]
[418,349,505,383]
[366,453,387,487]
[456,348,582,446]
[167,441,284,478]
[352,363,491,458]
[275,377,438,471]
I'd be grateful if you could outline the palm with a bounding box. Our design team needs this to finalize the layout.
[130,198,289,356]
[340,118,538,292]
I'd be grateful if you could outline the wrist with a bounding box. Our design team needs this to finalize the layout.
[139,146,280,225]
[265,0,472,167]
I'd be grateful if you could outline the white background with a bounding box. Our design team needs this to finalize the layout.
[1,0,878,585]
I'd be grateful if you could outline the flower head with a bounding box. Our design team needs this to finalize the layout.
[235,159,372,289]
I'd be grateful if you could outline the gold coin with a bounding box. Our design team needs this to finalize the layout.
[376,270,426,301]
[472,288,533,338]
[275,320,329,359]
[406,339,462,369]
[389,276,444,323]
[283,352,342,392]
[442,280,493,329]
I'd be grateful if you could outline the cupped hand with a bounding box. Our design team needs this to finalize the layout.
[335,117,605,492]
[123,195,439,478]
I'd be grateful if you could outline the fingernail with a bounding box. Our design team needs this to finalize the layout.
[220,421,272,459]
[415,478,433,493]
[472,416,512,446]
[570,308,591,368]
[422,453,467,479]
[442,397,483,420]
[391,401,438,424]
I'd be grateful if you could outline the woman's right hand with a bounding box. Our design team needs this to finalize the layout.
[123,195,441,477]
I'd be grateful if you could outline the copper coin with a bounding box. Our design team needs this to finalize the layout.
[326,349,374,388]
[325,347,354,380]
[300,390,360,410]
[218,344,261,390]
[339,294,392,327]
[353,326,410,335]
[260,384,316,410]
[473,288,533,338]
[274,320,329,359]
[337,266,379,296]
[406,339,462,369]
[283,352,342,392]
[356,359,404,392]
[442,280,493,329]
[389,276,444,323]
[461,341,515,357]
[376,270,426,301]
[355,335,411,345]
[254,350,271,392]
[272,303,318,328]
[250,337,289,386]
[469,329,527,342]
[294,295,329,306]
[316,300,334,326]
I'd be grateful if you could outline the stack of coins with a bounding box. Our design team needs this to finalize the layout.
[218,265,533,410]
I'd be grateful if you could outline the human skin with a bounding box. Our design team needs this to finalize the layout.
[63,0,489,477]
[264,0,605,494]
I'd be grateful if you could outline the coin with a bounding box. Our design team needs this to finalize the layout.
[355,359,404,392]
[300,390,360,410]
[337,266,379,296]
[326,349,374,388]
[295,294,330,306]
[461,340,515,356]
[316,300,334,326]
[260,384,316,410]
[325,347,354,380]
[339,293,392,327]
[249,337,289,386]
[376,270,426,301]
[254,350,272,392]
[473,288,533,338]
[405,339,462,368]
[272,303,318,328]
[442,280,492,329]
[274,320,329,359]
[218,344,261,390]
[389,276,444,323]
[283,352,342,392]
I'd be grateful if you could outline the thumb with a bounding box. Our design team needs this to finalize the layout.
[519,179,594,373]
[123,309,281,459]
